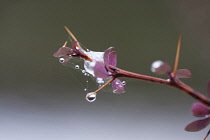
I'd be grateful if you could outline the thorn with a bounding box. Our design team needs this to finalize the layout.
[63,26,92,62]
[64,26,78,42]
[173,34,182,76]
[62,41,68,47]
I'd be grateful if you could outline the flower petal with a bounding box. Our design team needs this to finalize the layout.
[185,117,210,132]
[175,69,192,78]
[192,103,210,117]
[151,60,171,75]
[94,61,110,79]
[53,47,72,57]
[112,78,125,94]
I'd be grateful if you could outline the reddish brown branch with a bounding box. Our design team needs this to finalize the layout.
[111,66,210,107]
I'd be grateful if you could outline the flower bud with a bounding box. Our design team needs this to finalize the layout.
[112,78,125,94]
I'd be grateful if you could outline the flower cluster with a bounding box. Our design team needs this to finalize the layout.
[93,47,125,94]
[53,28,125,102]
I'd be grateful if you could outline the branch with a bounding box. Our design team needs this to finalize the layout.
[110,66,210,107]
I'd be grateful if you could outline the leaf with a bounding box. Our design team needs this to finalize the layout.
[112,78,125,94]
[185,117,210,132]
[108,51,117,67]
[94,61,110,79]
[71,41,87,56]
[104,47,113,64]
[175,69,192,78]
[151,60,171,75]
[192,103,210,117]
[104,47,117,72]
[53,47,72,57]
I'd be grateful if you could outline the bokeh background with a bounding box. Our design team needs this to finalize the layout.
[1,0,210,140]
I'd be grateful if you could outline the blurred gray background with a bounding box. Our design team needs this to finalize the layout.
[0,0,210,140]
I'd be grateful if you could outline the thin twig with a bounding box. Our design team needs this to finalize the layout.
[86,77,115,99]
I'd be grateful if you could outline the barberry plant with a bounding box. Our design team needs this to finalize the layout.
[54,27,210,138]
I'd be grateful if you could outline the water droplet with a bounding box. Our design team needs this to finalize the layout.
[122,81,126,85]
[151,60,171,75]
[59,58,65,63]
[86,92,96,102]
[98,84,102,87]
[75,65,80,69]
[96,78,104,84]
[113,89,117,94]
[84,88,87,91]
[84,60,96,77]
[82,70,86,73]
[151,60,163,72]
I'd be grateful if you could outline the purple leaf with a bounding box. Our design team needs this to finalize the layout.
[192,103,210,117]
[207,80,210,97]
[71,41,80,50]
[151,60,171,75]
[53,47,72,57]
[185,117,210,132]
[108,51,117,67]
[104,47,117,72]
[94,61,110,79]
[104,47,113,64]
[175,69,192,78]
[112,78,125,94]
[71,41,86,56]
